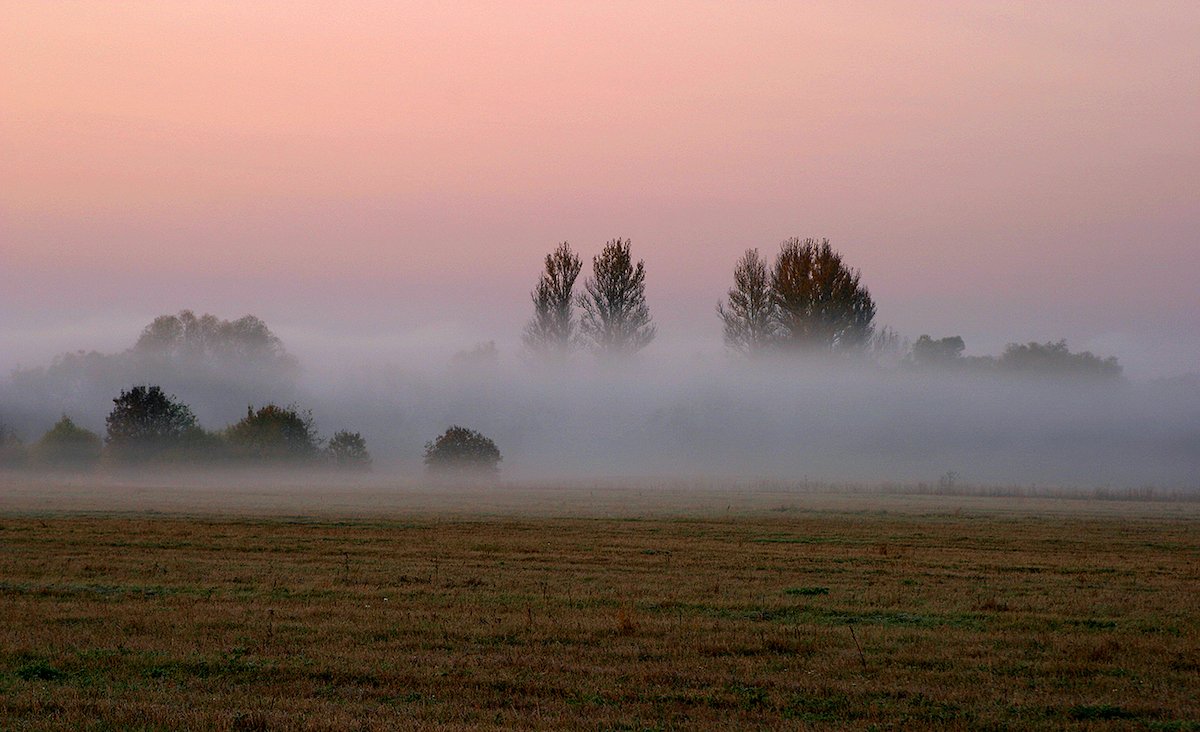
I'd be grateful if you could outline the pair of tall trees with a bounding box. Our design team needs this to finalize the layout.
[718,237,876,355]
[523,239,655,359]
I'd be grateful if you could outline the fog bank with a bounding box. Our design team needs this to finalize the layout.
[6,344,1194,489]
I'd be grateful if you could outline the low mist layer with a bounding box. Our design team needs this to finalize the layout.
[1,313,1196,488]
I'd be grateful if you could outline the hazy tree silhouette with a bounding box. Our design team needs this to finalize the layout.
[452,341,500,370]
[523,242,582,360]
[32,416,101,469]
[869,325,906,365]
[423,426,501,476]
[771,237,875,352]
[717,249,778,355]
[134,310,297,375]
[327,430,372,470]
[4,311,299,434]
[578,239,655,356]
[105,385,200,462]
[225,404,321,461]
[910,335,967,368]
[0,421,25,468]
[998,340,1122,380]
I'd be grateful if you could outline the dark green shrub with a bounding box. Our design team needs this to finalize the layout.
[105,386,200,463]
[327,430,371,470]
[0,421,26,469]
[225,404,320,462]
[423,426,501,476]
[32,416,101,469]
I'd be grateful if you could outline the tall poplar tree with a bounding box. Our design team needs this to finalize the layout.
[717,248,778,355]
[522,242,583,360]
[578,239,655,357]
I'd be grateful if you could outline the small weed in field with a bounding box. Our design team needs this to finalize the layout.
[975,597,1011,611]
[782,690,856,722]
[1085,638,1122,663]
[785,586,829,597]
[616,606,638,635]
[1067,704,1138,721]
[231,711,271,731]
[15,658,65,682]
[728,682,770,710]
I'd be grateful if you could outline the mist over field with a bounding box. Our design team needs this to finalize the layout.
[2,328,1197,488]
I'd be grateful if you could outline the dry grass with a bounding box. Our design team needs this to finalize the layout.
[0,479,1197,729]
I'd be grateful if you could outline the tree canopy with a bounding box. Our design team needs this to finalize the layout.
[327,430,372,470]
[423,426,502,476]
[998,340,1122,380]
[225,404,321,461]
[104,386,200,462]
[32,416,102,469]
[135,311,295,366]
[578,239,655,357]
[771,238,876,352]
[524,242,583,360]
[717,248,779,355]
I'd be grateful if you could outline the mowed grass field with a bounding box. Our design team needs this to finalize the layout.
[0,480,1197,730]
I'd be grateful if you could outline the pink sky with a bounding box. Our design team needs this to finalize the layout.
[2,2,1198,376]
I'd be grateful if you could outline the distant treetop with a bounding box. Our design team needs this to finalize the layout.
[134,310,298,376]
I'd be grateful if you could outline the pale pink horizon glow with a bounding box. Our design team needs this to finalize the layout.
[2,2,1198,376]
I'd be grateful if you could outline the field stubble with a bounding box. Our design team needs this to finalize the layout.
[0,479,1197,730]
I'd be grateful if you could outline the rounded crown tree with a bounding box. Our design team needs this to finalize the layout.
[33,416,102,469]
[327,430,372,470]
[771,237,875,353]
[105,385,199,462]
[423,426,501,476]
[225,404,321,462]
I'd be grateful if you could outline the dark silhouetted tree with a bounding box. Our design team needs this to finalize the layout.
[578,238,655,356]
[32,416,101,469]
[225,404,321,461]
[423,426,501,475]
[105,385,200,462]
[327,430,371,470]
[771,237,876,352]
[717,249,778,355]
[523,242,583,360]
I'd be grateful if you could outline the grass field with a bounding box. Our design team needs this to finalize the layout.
[0,479,1197,730]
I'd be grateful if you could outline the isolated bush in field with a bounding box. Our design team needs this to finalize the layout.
[0,421,26,468]
[327,430,371,470]
[423,426,501,476]
[32,416,101,469]
[105,385,200,463]
[225,404,321,462]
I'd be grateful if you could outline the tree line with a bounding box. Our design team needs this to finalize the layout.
[0,236,1126,475]
[0,384,504,476]
[521,236,1121,378]
[0,386,370,471]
